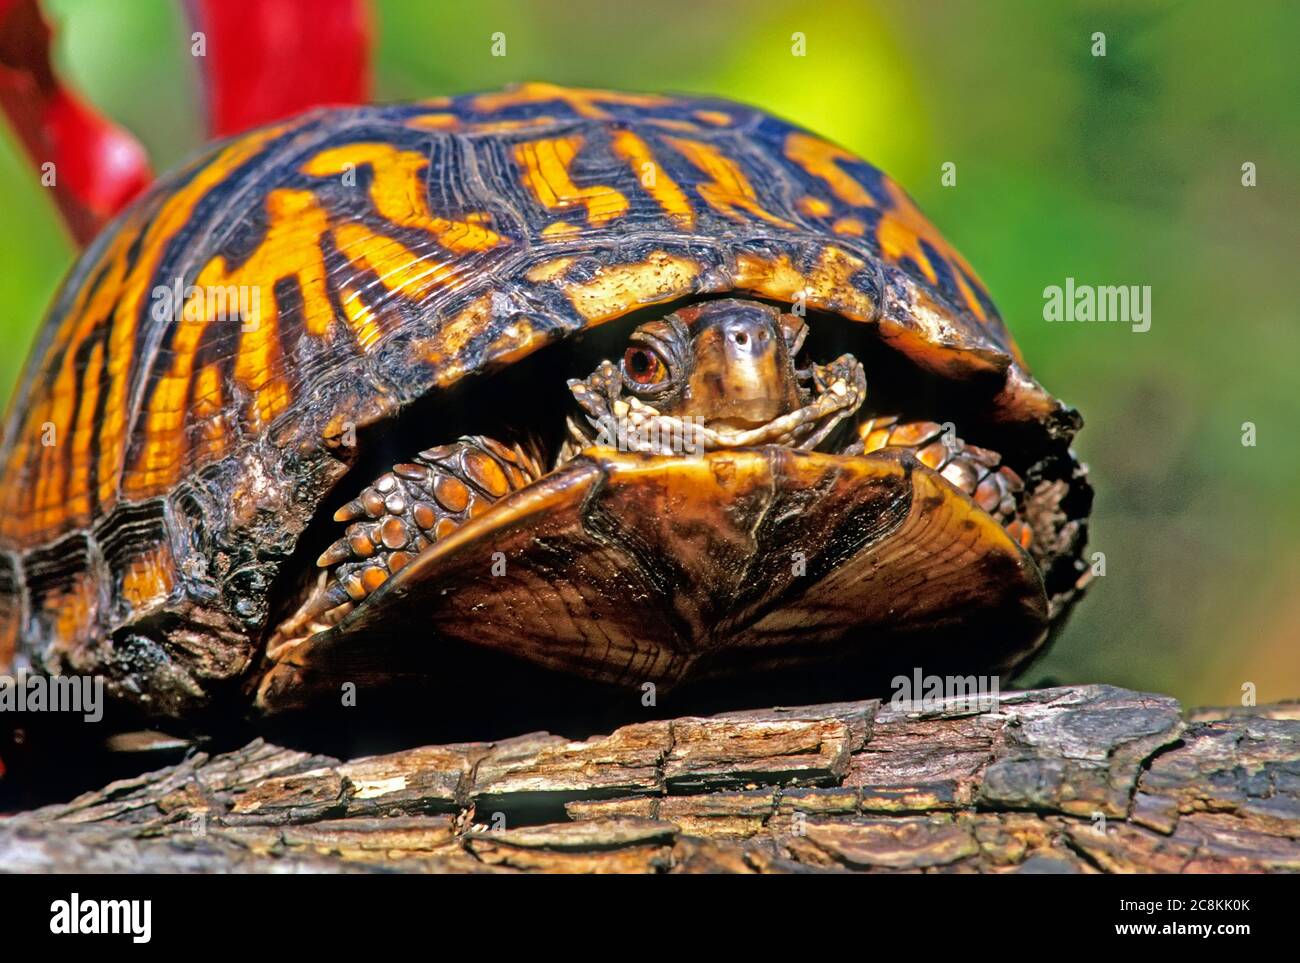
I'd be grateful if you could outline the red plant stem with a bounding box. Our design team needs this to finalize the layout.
[0,0,153,246]
[186,0,372,137]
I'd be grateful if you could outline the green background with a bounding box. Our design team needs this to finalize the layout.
[1,0,1296,705]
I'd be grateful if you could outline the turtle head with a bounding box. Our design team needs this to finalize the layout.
[627,300,804,427]
[565,298,866,456]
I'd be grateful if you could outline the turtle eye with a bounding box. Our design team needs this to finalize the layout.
[622,347,668,387]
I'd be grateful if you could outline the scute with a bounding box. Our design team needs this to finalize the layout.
[0,83,1077,709]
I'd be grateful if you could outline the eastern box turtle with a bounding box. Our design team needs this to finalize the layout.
[0,83,1091,725]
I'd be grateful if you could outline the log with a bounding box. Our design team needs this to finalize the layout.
[1,684,1298,873]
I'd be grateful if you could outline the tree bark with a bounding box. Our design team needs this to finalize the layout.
[2,684,1298,873]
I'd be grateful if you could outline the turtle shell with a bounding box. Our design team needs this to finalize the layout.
[0,83,1086,719]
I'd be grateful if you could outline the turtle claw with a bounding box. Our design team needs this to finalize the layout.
[854,415,1031,550]
[272,435,545,648]
[333,501,365,523]
[316,540,353,567]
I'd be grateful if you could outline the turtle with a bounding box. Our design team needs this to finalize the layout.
[0,83,1091,731]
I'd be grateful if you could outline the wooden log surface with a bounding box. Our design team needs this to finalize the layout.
[1,684,1298,873]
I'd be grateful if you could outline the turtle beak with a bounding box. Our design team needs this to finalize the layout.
[684,307,802,429]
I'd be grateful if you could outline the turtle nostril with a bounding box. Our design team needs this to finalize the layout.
[732,330,749,346]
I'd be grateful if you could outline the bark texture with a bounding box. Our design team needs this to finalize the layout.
[2,684,1298,873]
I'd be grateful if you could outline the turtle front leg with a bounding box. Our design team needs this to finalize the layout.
[269,435,544,651]
[850,416,1033,550]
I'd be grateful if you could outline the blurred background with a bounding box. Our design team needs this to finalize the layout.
[0,0,1296,706]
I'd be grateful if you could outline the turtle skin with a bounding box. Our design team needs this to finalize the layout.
[0,83,1091,723]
